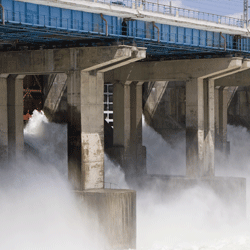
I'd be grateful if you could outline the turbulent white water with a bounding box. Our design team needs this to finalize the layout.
[139,118,250,250]
[0,111,105,249]
[1,110,250,249]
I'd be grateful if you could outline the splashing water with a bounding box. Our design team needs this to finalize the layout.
[0,110,105,250]
[2,110,250,250]
[135,118,250,250]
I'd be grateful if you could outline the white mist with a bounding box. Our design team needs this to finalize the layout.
[0,110,105,250]
[135,118,250,250]
[2,110,250,250]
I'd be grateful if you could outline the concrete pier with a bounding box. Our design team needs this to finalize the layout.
[2,44,250,247]
[110,57,249,216]
[108,80,146,177]
[0,45,146,250]
[76,189,136,249]
[0,74,25,163]
[112,57,248,176]
[186,77,215,177]
[7,75,25,160]
[67,70,105,190]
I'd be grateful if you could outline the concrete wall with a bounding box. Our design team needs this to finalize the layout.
[75,189,136,249]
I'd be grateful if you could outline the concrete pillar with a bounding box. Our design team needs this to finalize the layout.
[186,78,204,177]
[186,77,215,177]
[218,87,228,153]
[112,81,146,176]
[203,78,215,176]
[113,81,132,148]
[7,75,25,160]
[214,87,220,148]
[112,81,133,175]
[0,74,9,164]
[67,70,104,190]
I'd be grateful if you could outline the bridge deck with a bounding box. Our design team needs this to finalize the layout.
[0,0,250,58]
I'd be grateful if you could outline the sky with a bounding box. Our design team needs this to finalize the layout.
[157,0,245,18]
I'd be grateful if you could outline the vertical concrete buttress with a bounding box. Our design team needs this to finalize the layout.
[67,70,104,190]
[219,87,228,153]
[7,75,25,160]
[113,81,132,148]
[112,81,146,176]
[204,78,215,176]
[214,86,220,145]
[186,77,215,177]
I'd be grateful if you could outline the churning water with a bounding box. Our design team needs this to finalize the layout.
[1,110,250,249]
[137,118,250,250]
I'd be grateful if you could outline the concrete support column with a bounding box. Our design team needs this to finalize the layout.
[7,75,25,161]
[204,78,215,176]
[112,81,146,176]
[218,87,228,153]
[113,81,132,148]
[113,81,132,175]
[214,87,220,148]
[0,74,9,164]
[186,78,204,177]
[67,70,104,190]
[186,77,215,177]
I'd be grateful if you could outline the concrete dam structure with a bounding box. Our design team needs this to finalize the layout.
[1,0,250,249]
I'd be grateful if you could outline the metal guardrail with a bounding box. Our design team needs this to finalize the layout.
[91,0,244,28]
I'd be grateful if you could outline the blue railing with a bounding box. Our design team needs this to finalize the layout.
[93,0,244,28]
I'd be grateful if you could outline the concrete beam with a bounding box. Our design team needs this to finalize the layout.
[0,46,146,74]
[112,57,243,82]
[216,69,250,86]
